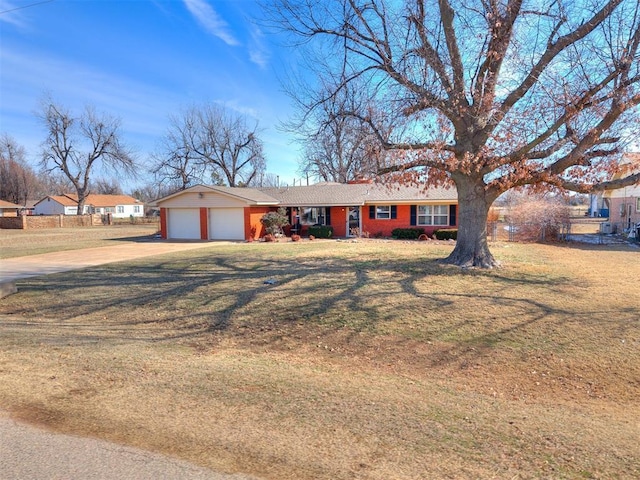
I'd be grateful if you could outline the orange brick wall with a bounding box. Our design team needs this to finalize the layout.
[363,204,410,237]
[199,207,208,240]
[362,204,457,237]
[160,208,167,238]
[245,206,271,240]
[328,207,348,237]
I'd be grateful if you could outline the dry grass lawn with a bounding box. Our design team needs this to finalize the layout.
[0,224,159,259]
[0,235,638,479]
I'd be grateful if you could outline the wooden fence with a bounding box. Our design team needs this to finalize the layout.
[0,214,102,230]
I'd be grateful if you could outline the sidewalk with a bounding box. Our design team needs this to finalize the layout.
[0,415,258,480]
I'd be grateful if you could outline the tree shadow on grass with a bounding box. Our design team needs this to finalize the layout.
[1,247,635,369]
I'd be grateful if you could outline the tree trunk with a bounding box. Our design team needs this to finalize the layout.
[444,178,498,268]
[76,187,87,216]
[76,199,85,215]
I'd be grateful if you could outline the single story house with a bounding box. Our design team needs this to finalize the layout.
[19,200,37,216]
[154,182,458,241]
[0,199,21,217]
[34,194,144,218]
[603,155,640,234]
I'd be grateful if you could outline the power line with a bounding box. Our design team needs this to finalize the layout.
[0,0,55,15]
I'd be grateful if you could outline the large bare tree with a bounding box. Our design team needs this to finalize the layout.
[150,111,206,191]
[39,100,135,215]
[151,103,266,188]
[268,0,640,267]
[289,82,382,182]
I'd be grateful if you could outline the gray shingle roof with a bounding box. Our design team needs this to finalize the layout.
[207,186,280,204]
[154,182,457,206]
[259,182,457,206]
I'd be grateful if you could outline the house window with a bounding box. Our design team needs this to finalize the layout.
[301,207,327,225]
[117,206,124,214]
[134,205,141,214]
[636,198,640,212]
[105,207,115,213]
[375,205,391,219]
[417,205,449,226]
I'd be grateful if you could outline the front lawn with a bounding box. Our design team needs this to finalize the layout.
[0,240,638,479]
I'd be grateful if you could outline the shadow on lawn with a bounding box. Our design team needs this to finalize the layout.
[3,248,633,367]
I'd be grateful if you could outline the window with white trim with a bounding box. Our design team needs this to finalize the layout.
[117,206,125,214]
[134,205,141,213]
[375,205,391,219]
[417,205,449,226]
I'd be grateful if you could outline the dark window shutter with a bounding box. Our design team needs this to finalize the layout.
[449,204,457,226]
[369,205,375,219]
[410,205,417,226]
[391,205,397,219]
[325,207,331,226]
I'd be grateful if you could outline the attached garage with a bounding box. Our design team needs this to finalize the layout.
[209,208,245,240]
[167,208,201,240]
[156,185,279,241]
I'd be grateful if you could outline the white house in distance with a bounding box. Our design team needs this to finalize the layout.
[34,194,144,218]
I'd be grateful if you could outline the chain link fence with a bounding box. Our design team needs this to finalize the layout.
[487,221,640,244]
[488,222,571,242]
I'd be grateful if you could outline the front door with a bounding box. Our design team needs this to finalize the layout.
[347,206,360,237]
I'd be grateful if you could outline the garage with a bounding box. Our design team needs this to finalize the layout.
[156,185,279,242]
[209,207,245,240]
[167,208,201,239]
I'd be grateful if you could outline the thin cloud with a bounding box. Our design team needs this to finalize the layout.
[183,0,239,46]
[0,48,184,159]
[0,0,29,27]
[212,99,260,121]
[248,26,269,69]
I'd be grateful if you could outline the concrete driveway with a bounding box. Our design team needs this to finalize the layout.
[0,240,227,283]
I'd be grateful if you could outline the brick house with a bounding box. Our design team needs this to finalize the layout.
[155,182,458,241]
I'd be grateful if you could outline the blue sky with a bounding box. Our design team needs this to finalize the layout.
[0,0,305,188]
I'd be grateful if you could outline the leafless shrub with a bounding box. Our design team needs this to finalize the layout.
[507,197,571,242]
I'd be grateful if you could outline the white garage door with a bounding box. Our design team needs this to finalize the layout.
[209,208,244,240]
[168,208,201,239]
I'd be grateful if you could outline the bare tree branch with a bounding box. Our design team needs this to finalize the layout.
[267,0,640,267]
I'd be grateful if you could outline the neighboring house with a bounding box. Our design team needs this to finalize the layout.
[154,182,458,241]
[33,194,144,218]
[0,199,21,217]
[19,200,37,216]
[602,154,640,234]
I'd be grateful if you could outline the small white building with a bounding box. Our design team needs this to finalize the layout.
[34,194,144,218]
